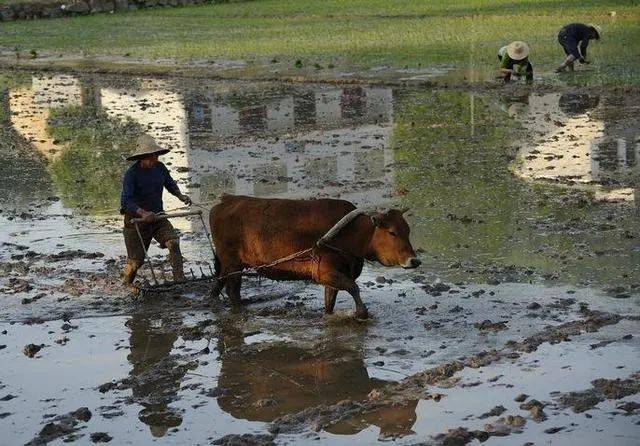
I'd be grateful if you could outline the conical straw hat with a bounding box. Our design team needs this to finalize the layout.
[126,134,170,161]
[506,41,530,60]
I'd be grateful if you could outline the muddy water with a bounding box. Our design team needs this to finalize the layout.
[0,71,639,444]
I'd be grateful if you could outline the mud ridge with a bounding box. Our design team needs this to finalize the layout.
[269,308,625,436]
[554,372,640,413]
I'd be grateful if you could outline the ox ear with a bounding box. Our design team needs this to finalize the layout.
[400,207,410,215]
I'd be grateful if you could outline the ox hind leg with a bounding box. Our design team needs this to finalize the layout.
[211,254,243,307]
[319,272,367,319]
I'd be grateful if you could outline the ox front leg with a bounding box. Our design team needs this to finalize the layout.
[324,287,338,314]
[348,285,368,320]
[320,272,368,319]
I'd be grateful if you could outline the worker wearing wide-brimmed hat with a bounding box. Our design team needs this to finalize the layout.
[498,41,533,83]
[120,134,191,292]
[555,23,601,73]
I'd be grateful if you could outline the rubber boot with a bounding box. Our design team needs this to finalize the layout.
[123,259,142,294]
[167,239,186,282]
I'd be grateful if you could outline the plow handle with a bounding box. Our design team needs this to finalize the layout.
[131,210,202,224]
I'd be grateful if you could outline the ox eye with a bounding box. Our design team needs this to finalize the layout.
[389,231,397,237]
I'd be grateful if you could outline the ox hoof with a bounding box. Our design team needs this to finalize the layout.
[354,308,369,320]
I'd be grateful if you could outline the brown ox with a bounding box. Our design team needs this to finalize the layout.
[209,195,421,318]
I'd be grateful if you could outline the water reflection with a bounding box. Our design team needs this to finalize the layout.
[4,73,396,218]
[126,312,192,437]
[3,71,640,287]
[394,89,640,286]
[511,92,639,202]
[330,401,417,438]
[9,75,82,160]
[215,322,417,438]
[0,77,51,209]
[182,83,394,205]
[186,84,391,143]
[123,315,418,440]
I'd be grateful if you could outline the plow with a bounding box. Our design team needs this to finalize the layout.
[130,208,368,298]
[131,210,218,296]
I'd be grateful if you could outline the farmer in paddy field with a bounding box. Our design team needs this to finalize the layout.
[498,41,533,83]
[555,23,601,73]
[120,134,192,292]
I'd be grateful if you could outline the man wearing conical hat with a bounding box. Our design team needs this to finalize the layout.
[498,41,533,83]
[120,134,192,292]
[555,23,601,73]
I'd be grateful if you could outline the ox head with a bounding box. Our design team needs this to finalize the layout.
[367,209,421,269]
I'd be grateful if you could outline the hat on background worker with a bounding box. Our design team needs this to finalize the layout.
[588,24,602,39]
[506,41,530,61]
[126,134,170,161]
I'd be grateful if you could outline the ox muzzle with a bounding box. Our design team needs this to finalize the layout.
[402,257,422,269]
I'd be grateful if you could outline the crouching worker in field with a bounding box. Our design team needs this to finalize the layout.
[120,135,192,292]
[555,23,601,73]
[498,41,533,84]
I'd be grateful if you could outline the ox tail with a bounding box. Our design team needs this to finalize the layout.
[213,254,221,278]
[210,254,225,299]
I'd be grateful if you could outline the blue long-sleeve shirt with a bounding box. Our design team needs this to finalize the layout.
[120,161,181,215]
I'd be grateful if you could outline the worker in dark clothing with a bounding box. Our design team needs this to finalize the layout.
[120,134,191,292]
[498,41,533,83]
[555,23,601,73]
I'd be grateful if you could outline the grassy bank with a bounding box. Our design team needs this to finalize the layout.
[1,0,639,84]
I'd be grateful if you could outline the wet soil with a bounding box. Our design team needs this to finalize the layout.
[0,70,639,445]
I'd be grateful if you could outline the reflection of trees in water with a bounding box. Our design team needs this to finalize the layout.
[47,105,141,214]
[215,321,417,438]
[393,90,640,286]
[394,91,521,258]
[126,312,191,438]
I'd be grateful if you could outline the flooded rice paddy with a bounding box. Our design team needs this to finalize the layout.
[0,71,638,445]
